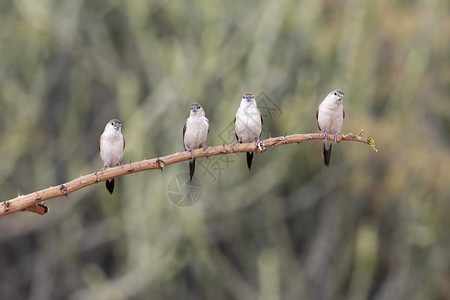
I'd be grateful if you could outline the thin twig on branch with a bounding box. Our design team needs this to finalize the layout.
[0,132,374,217]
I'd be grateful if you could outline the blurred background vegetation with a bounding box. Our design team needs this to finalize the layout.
[0,0,449,299]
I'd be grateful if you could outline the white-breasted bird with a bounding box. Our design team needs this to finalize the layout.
[233,92,263,171]
[183,102,209,181]
[99,119,125,194]
[316,89,345,167]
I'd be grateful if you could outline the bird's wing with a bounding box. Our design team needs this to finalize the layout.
[259,109,263,138]
[99,133,103,152]
[316,109,321,131]
[259,109,263,126]
[234,116,239,141]
[183,119,187,146]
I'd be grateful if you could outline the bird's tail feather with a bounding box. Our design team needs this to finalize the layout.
[323,142,332,167]
[189,159,195,181]
[106,179,115,194]
[247,152,254,171]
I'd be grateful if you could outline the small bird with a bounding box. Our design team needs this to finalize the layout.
[316,89,345,167]
[99,119,125,194]
[183,102,209,181]
[233,92,263,170]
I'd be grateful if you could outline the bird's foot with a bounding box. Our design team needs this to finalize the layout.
[95,172,101,182]
[188,148,194,159]
[254,139,262,151]
[231,141,239,152]
[324,131,328,141]
[99,166,107,175]
[334,133,339,143]
[201,144,208,151]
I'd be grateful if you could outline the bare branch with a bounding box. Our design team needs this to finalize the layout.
[23,203,49,215]
[0,132,372,218]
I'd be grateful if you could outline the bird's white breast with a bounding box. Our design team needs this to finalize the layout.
[235,106,262,143]
[100,131,124,167]
[184,116,209,150]
[318,100,344,135]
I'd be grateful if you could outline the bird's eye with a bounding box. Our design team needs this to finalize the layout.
[111,122,114,125]
[197,105,201,109]
[334,92,337,96]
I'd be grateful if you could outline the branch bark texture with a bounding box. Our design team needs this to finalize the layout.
[0,132,372,217]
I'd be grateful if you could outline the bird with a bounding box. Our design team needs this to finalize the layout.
[99,119,125,194]
[233,92,263,171]
[183,102,209,181]
[316,89,345,167]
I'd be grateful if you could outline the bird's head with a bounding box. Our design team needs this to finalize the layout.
[329,89,344,102]
[105,119,122,133]
[240,92,256,108]
[190,102,205,116]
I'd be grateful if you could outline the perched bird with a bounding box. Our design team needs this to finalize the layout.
[233,92,263,170]
[99,119,125,194]
[183,102,209,181]
[316,89,345,167]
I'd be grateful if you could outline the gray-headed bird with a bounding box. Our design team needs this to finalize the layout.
[234,92,263,171]
[99,119,125,194]
[183,102,209,181]
[316,89,345,167]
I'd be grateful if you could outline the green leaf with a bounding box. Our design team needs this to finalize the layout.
[369,139,378,152]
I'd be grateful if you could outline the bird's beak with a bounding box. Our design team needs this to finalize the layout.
[338,94,343,101]
[245,95,252,101]
[192,106,198,112]
[114,123,121,130]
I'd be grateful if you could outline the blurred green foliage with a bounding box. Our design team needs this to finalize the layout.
[0,0,449,299]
